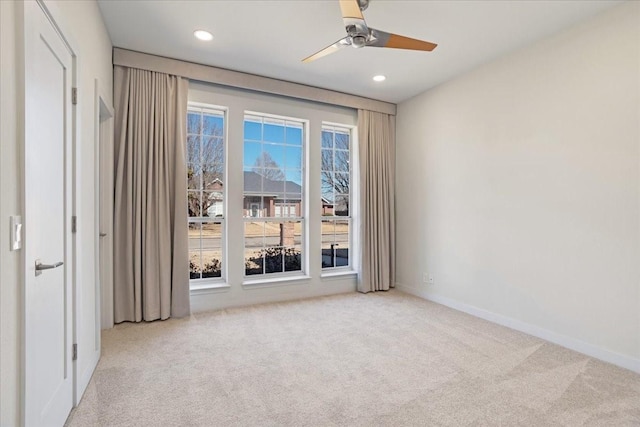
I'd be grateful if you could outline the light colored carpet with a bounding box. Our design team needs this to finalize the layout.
[66,290,640,426]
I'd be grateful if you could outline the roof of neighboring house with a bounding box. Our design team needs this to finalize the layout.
[243,171,302,200]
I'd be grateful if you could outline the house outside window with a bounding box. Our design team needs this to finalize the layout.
[243,113,305,277]
[321,125,351,270]
[187,104,225,282]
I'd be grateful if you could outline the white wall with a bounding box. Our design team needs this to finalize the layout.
[188,83,358,313]
[0,1,112,425]
[396,1,640,371]
[1,1,22,424]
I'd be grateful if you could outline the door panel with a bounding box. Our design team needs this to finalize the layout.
[24,2,74,425]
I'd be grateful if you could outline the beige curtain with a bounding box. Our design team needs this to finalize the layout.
[113,66,190,322]
[358,109,396,293]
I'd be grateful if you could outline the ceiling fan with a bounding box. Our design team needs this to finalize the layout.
[302,0,437,63]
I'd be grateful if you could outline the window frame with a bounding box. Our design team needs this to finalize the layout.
[187,102,228,288]
[321,123,354,273]
[242,111,308,281]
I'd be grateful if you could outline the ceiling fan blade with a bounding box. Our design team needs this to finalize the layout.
[302,38,350,63]
[339,0,364,20]
[368,28,437,51]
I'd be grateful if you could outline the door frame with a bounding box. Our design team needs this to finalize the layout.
[95,79,114,331]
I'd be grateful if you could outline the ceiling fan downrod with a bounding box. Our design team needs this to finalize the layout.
[358,0,369,11]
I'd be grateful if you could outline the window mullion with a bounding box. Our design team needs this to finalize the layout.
[199,112,204,279]
[262,218,266,275]
[195,222,201,279]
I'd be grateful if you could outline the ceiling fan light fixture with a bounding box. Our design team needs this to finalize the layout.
[193,30,213,41]
[373,75,386,82]
[351,35,367,48]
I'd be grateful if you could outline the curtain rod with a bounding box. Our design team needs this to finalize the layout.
[113,48,396,116]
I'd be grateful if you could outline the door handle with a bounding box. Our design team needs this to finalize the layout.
[99,232,107,237]
[35,259,64,276]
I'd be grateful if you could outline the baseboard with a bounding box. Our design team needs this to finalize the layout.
[75,348,100,405]
[395,282,640,375]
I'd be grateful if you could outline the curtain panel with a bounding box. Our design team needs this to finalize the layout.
[358,109,396,293]
[113,65,190,322]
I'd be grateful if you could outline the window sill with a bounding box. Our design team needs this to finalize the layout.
[243,275,311,289]
[190,281,231,295]
[321,270,357,279]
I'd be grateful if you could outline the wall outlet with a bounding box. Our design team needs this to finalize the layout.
[428,275,434,284]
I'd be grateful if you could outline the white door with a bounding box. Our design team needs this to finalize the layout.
[23,1,74,426]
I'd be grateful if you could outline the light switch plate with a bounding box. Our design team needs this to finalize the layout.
[10,215,22,251]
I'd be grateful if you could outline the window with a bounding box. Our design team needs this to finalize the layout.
[243,114,305,277]
[321,125,351,269]
[188,83,358,288]
[187,104,225,282]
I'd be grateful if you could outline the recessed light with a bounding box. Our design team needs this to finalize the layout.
[373,75,386,82]
[194,30,213,41]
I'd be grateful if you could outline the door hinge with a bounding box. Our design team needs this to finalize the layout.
[71,216,77,233]
[71,87,78,105]
[72,343,78,361]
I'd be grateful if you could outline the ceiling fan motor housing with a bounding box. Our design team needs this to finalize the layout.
[346,22,370,49]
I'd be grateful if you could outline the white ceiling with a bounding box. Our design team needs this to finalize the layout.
[97,0,622,104]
